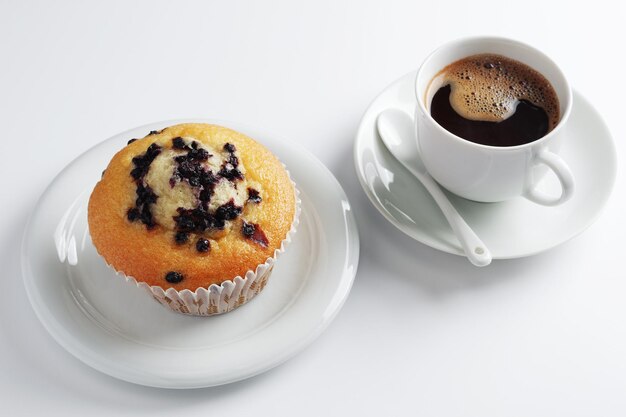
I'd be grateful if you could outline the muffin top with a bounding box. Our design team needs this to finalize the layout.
[88,123,297,290]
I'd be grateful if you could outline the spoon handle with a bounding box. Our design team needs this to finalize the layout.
[405,164,492,267]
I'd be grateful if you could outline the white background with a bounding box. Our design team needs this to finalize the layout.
[1,0,625,415]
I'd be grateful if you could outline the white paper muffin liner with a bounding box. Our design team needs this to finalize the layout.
[103,171,301,317]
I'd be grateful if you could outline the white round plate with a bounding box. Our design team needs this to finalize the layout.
[354,71,616,259]
[22,119,359,388]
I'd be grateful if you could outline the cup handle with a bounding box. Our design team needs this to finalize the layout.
[523,149,574,206]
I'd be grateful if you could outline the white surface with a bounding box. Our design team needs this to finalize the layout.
[1,0,625,415]
[355,74,616,258]
[22,119,358,388]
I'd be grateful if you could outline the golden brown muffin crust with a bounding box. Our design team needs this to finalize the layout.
[88,123,296,290]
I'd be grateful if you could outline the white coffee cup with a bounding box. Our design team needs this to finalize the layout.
[414,36,574,206]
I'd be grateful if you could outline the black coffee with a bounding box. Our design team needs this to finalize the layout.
[428,54,559,147]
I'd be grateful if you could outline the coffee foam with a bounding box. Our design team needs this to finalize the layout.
[430,54,560,129]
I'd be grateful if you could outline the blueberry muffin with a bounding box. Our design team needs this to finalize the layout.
[88,123,299,315]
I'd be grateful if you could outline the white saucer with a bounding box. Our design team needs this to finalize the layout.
[354,71,616,259]
[22,119,359,389]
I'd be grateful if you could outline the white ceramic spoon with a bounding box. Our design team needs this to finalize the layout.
[376,109,492,267]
